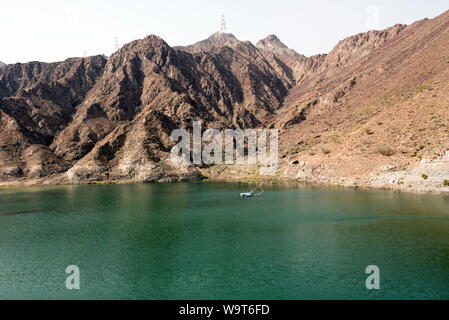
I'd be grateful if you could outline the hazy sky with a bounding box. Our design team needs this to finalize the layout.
[1,0,448,64]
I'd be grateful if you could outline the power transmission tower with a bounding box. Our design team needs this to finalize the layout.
[220,14,227,33]
[114,36,120,51]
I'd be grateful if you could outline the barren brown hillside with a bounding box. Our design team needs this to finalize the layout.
[261,10,449,192]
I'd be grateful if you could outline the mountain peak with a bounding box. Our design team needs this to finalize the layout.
[257,34,288,49]
[173,32,240,53]
[140,35,171,48]
[119,35,170,53]
[208,32,239,44]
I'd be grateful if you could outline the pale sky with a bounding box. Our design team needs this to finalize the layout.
[1,0,448,64]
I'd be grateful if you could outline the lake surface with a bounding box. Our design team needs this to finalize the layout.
[0,182,448,300]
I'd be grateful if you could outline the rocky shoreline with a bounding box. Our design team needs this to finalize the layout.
[2,153,449,195]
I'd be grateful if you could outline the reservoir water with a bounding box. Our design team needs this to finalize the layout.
[0,183,448,299]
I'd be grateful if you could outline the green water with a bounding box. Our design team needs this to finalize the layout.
[0,182,448,300]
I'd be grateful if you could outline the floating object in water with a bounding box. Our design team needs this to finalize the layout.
[240,188,264,198]
[240,192,253,198]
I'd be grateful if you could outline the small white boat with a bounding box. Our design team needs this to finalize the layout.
[240,188,264,198]
[240,192,253,198]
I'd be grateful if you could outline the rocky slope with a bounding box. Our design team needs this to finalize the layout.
[0,56,107,180]
[1,9,449,192]
[271,11,449,193]
[256,34,326,86]
[0,34,291,183]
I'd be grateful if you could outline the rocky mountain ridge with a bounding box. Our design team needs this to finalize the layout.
[1,9,449,192]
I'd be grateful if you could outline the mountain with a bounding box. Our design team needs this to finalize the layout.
[256,34,326,86]
[0,62,5,68]
[0,34,290,183]
[270,11,449,192]
[174,32,239,53]
[257,34,289,51]
[1,9,449,192]
[0,56,107,179]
